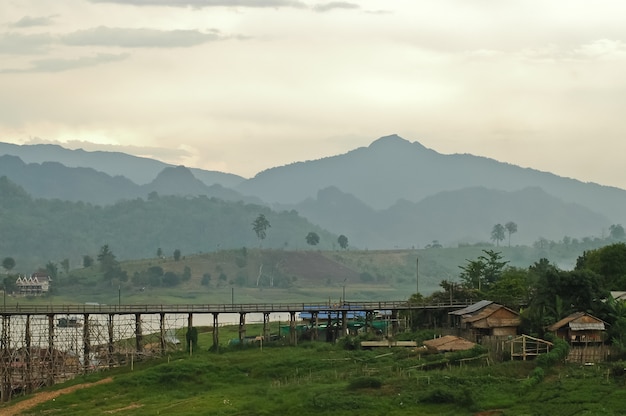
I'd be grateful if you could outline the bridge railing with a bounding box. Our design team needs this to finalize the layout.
[0,299,477,315]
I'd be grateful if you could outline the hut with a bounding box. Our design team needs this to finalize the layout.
[423,335,476,353]
[546,312,606,345]
[449,300,520,342]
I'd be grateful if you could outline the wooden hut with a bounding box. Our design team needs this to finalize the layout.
[449,300,520,342]
[546,312,606,345]
[423,335,476,353]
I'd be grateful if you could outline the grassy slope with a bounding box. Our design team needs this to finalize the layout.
[4,244,591,307]
[4,331,626,416]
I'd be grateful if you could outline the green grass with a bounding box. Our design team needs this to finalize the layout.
[5,334,626,416]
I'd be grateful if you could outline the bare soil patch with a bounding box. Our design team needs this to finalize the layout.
[1,377,113,416]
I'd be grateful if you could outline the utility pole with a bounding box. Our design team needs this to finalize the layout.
[416,257,419,295]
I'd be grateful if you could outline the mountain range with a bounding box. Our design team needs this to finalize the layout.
[1,134,624,250]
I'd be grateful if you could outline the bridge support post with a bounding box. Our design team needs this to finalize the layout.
[160,313,166,356]
[83,313,90,373]
[263,312,270,342]
[108,314,114,369]
[47,314,55,386]
[311,312,318,341]
[289,311,297,346]
[365,311,374,334]
[212,313,219,352]
[25,315,32,394]
[341,310,348,338]
[1,315,11,402]
[391,310,399,335]
[135,314,143,354]
[239,313,246,343]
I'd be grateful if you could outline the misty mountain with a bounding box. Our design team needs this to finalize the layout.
[0,141,244,188]
[2,134,625,251]
[237,134,626,227]
[0,155,255,205]
[291,186,610,247]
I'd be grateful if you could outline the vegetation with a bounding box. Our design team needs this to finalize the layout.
[3,329,626,416]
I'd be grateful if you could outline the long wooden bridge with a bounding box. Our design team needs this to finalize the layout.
[0,300,472,402]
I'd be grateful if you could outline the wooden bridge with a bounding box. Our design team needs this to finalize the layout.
[0,300,472,402]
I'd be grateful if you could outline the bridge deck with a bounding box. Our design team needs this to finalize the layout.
[0,300,474,316]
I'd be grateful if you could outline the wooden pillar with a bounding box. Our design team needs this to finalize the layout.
[135,314,143,354]
[239,313,246,343]
[391,310,399,335]
[263,312,270,341]
[83,313,90,373]
[108,314,114,369]
[326,313,332,342]
[25,315,32,394]
[1,315,10,402]
[366,311,374,334]
[341,310,348,338]
[289,311,297,346]
[311,312,318,341]
[47,314,55,386]
[159,313,166,356]
[212,313,219,352]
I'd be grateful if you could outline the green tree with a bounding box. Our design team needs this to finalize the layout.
[82,255,94,268]
[156,247,163,258]
[306,232,320,246]
[576,243,626,290]
[2,257,16,273]
[338,235,349,250]
[60,258,70,276]
[504,221,518,247]
[491,223,505,247]
[173,249,181,261]
[45,261,58,279]
[182,266,191,282]
[609,224,625,240]
[252,214,271,247]
[97,244,121,281]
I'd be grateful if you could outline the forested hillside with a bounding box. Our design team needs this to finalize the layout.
[0,177,336,273]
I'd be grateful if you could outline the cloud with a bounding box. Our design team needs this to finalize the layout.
[87,0,306,8]
[62,26,223,48]
[0,53,129,73]
[10,15,56,28]
[0,33,54,54]
[312,2,359,13]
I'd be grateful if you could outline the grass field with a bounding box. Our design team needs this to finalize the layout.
[3,328,626,416]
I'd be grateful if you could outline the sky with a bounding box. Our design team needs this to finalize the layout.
[1,1,626,189]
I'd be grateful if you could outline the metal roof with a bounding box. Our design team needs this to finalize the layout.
[569,322,605,331]
[449,300,493,316]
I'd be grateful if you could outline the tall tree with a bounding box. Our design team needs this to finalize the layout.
[82,255,94,268]
[504,221,518,247]
[491,223,505,247]
[60,258,70,276]
[338,235,349,250]
[306,232,320,246]
[2,257,16,273]
[252,214,271,247]
[609,224,625,240]
[173,249,181,261]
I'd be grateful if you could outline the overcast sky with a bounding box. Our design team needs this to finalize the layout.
[1,1,626,188]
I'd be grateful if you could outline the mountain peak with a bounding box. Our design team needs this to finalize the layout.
[368,134,427,151]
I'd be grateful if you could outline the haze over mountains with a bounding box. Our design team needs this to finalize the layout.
[1,135,624,249]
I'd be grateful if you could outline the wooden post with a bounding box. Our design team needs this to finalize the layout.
[212,313,219,352]
[311,312,318,341]
[289,311,297,346]
[263,312,270,341]
[47,314,55,386]
[135,314,143,354]
[1,315,10,402]
[159,313,166,356]
[25,315,32,394]
[239,313,246,343]
[341,310,348,338]
[83,313,90,373]
[108,314,114,369]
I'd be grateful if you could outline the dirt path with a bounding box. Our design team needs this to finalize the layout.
[1,377,113,416]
